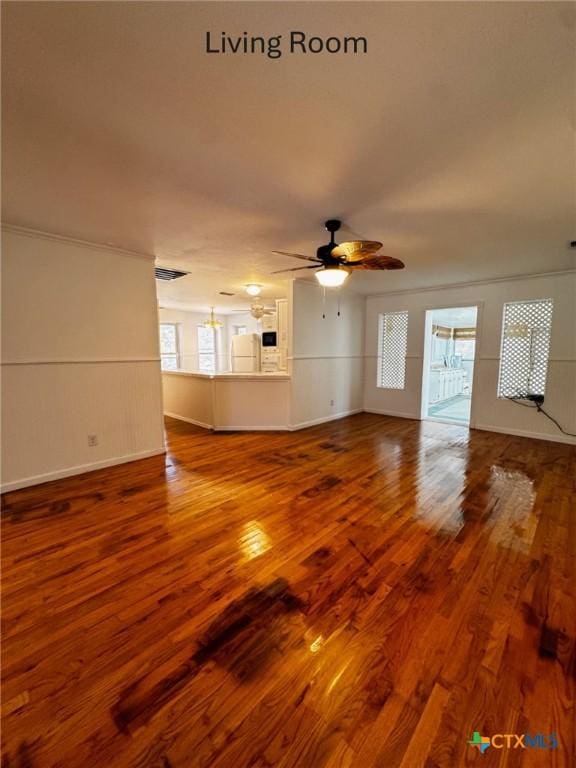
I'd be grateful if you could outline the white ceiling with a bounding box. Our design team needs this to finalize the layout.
[2,2,574,313]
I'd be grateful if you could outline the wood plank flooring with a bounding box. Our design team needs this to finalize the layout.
[2,414,575,768]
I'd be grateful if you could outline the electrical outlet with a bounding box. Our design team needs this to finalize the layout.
[87,434,98,447]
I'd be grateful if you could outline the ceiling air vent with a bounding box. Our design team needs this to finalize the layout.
[155,267,189,281]
[219,291,235,296]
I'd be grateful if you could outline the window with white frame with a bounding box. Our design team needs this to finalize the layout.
[497,299,554,398]
[233,325,247,336]
[159,323,180,370]
[197,326,217,373]
[377,311,409,389]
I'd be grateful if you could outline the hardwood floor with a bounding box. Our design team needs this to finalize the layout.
[2,414,575,768]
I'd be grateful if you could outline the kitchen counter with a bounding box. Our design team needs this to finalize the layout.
[162,370,290,380]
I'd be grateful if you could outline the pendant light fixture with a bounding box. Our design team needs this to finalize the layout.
[202,306,223,329]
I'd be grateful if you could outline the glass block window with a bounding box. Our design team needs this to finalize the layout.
[498,299,554,398]
[159,323,180,370]
[377,311,409,389]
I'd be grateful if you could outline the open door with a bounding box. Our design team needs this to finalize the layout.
[421,306,478,426]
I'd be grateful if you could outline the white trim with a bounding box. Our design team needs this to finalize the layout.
[213,374,291,381]
[364,410,575,443]
[161,370,290,381]
[363,408,419,421]
[365,269,576,299]
[309,353,576,363]
[1,223,156,262]
[290,356,364,361]
[364,354,421,360]
[213,425,289,432]
[163,412,213,430]
[477,356,576,363]
[162,370,213,379]
[289,408,363,431]
[2,358,160,366]
[1,448,166,494]
[473,423,576,445]
[14,355,576,366]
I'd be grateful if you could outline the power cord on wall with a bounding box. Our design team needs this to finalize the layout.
[505,394,576,438]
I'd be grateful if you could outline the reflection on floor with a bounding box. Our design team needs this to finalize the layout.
[429,394,471,423]
[2,414,575,767]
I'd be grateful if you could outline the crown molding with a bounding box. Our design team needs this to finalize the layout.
[1,223,156,262]
[364,268,576,299]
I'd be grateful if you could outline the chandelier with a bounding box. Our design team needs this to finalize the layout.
[203,307,223,329]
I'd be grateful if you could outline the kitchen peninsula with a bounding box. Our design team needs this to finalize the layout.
[162,370,291,431]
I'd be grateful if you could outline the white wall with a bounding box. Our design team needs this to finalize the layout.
[364,272,576,443]
[162,371,214,428]
[1,227,165,490]
[225,311,261,338]
[213,377,290,430]
[159,307,228,372]
[289,281,365,428]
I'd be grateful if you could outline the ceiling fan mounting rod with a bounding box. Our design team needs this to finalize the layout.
[324,219,341,245]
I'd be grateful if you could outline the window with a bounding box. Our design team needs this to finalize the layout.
[498,299,554,398]
[159,323,180,370]
[233,325,247,336]
[377,311,408,389]
[197,326,217,373]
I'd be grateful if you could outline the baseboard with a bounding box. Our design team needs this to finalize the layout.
[1,447,167,494]
[363,408,420,421]
[289,409,363,431]
[474,423,576,445]
[163,411,213,430]
[213,425,289,432]
[164,412,289,432]
[363,409,576,443]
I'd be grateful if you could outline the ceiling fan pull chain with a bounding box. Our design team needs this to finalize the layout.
[337,291,341,318]
[322,287,326,319]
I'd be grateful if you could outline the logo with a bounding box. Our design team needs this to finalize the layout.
[468,732,491,754]
[468,732,559,754]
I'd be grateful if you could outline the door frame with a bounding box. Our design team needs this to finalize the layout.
[419,302,484,428]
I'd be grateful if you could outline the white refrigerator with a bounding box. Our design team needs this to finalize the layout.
[231,333,261,372]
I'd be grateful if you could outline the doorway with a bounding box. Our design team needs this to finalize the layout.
[421,306,478,426]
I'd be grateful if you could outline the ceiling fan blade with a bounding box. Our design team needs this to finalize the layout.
[352,256,405,270]
[271,265,319,274]
[331,240,383,263]
[233,307,275,312]
[272,251,320,263]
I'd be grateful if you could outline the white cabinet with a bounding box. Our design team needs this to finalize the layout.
[428,368,464,403]
[429,370,441,403]
[261,313,277,332]
[276,298,288,370]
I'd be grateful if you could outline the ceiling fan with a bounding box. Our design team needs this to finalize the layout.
[272,219,404,287]
[232,300,275,320]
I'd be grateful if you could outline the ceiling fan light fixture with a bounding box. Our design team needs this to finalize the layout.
[245,284,262,297]
[315,266,349,288]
